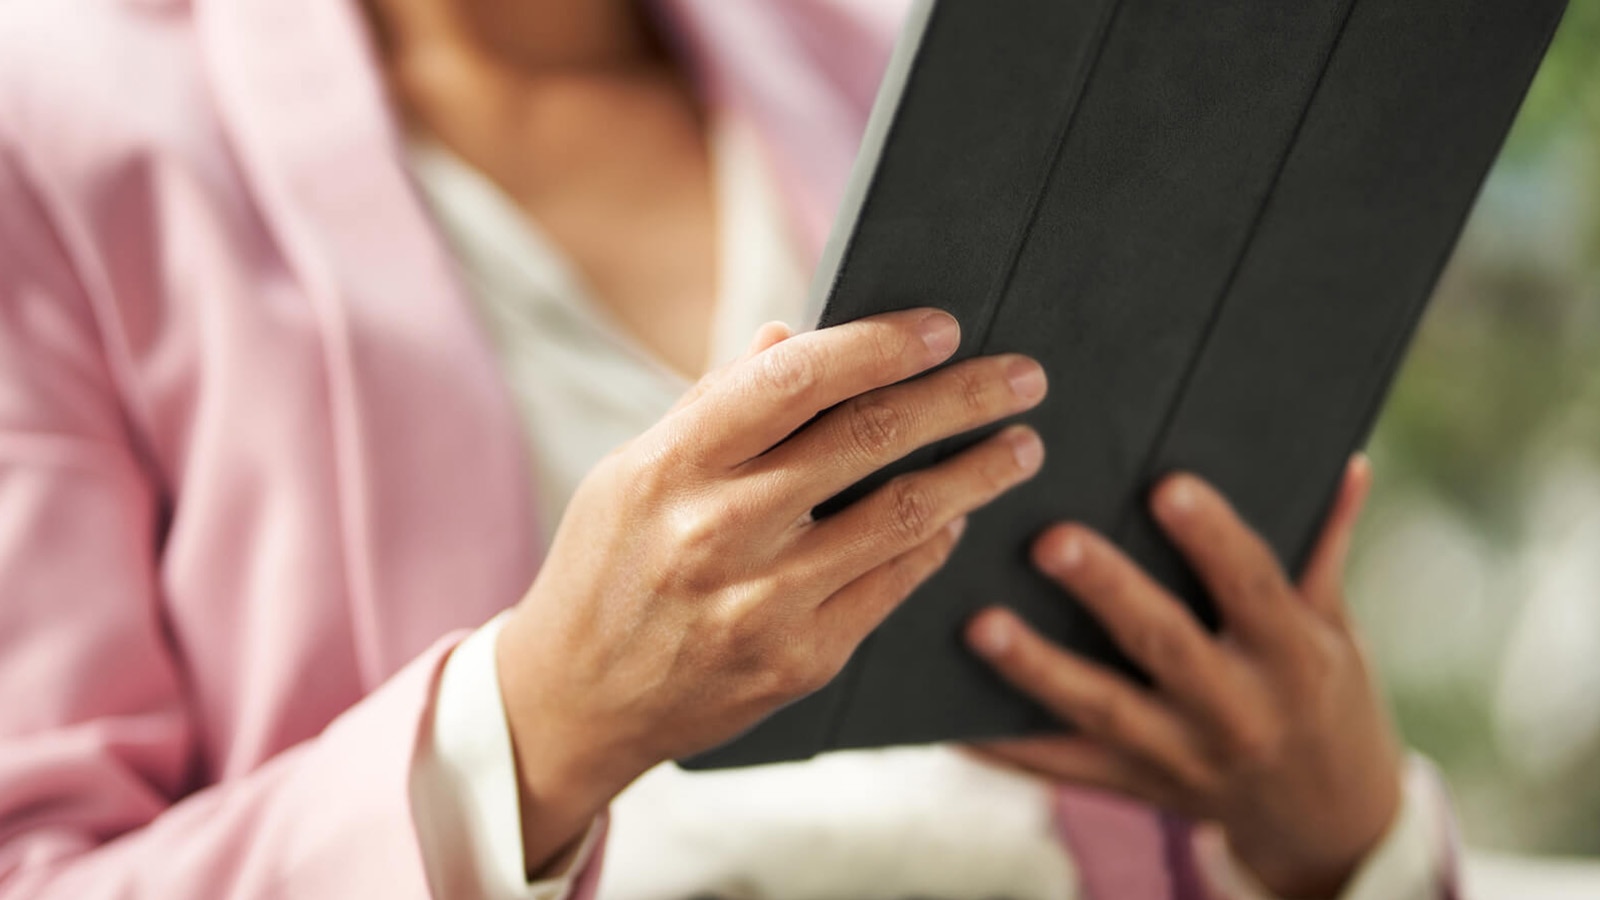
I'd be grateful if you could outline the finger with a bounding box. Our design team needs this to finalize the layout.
[1297,455,1373,621]
[1150,474,1304,651]
[669,321,794,416]
[754,353,1047,516]
[1030,525,1243,721]
[798,425,1043,595]
[972,736,1184,810]
[677,309,962,468]
[967,608,1218,794]
[747,321,797,355]
[816,516,967,652]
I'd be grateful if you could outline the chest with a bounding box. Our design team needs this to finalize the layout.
[410,110,809,533]
[432,78,722,379]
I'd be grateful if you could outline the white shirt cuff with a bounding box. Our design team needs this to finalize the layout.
[410,613,603,900]
[1197,755,1452,900]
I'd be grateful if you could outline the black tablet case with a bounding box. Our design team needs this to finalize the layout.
[687,0,1567,770]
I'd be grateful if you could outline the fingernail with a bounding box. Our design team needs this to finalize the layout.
[971,613,1013,658]
[946,516,969,541]
[1006,358,1047,403]
[1159,477,1198,520]
[1054,533,1084,572]
[1009,428,1044,474]
[918,312,961,358]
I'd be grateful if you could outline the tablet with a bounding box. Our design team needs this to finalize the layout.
[688,0,1567,770]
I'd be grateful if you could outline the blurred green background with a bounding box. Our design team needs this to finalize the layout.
[1354,0,1600,857]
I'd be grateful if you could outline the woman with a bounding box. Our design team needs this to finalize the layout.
[0,0,1457,897]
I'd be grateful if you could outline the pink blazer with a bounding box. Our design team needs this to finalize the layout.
[0,0,1238,896]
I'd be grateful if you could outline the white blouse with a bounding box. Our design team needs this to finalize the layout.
[404,119,1443,900]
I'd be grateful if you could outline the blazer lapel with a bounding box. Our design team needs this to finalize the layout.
[194,0,539,686]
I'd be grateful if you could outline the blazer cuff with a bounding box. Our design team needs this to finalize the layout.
[410,613,607,900]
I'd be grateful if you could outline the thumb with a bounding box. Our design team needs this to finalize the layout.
[669,321,795,415]
[1298,454,1373,622]
[744,321,796,356]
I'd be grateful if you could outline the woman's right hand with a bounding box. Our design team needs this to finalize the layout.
[494,308,1048,870]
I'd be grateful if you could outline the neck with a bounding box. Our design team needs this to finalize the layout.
[367,0,660,75]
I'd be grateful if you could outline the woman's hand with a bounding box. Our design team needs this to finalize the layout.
[967,459,1403,899]
[497,309,1049,872]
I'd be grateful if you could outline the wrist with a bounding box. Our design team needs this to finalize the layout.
[1226,773,1404,899]
[494,609,649,876]
[1230,846,1361,900]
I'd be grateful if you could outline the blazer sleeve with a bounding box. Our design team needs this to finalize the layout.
[0,126,600,900]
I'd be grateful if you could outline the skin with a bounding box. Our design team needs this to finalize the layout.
[968,458,1403,898]
[367,0,1406,893]
[369,0,719,376]
[500,315,1049,874]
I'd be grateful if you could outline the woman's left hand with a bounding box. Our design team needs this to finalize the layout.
[965,457,1402,900]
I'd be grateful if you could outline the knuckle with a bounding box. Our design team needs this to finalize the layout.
[793,661,836,696]
[702,597,760,660]
[870,322,915,370]
[1131,621,1181,667]
[670,506,722,550]
[764,641,831,700]
[755,344,823,405]
[1287,628,1349,710]
[759,567,809,608]
[720,475,775,531]
[953,366,992,416]
[887,479,939,542]
[619,441,676,498]
[1152,623,1210,680]
[846,398,904,462]
[1081,693,1130,739]
[1225,718,1285,771]
[666,505,729,584]
[1239,569,1286,607]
